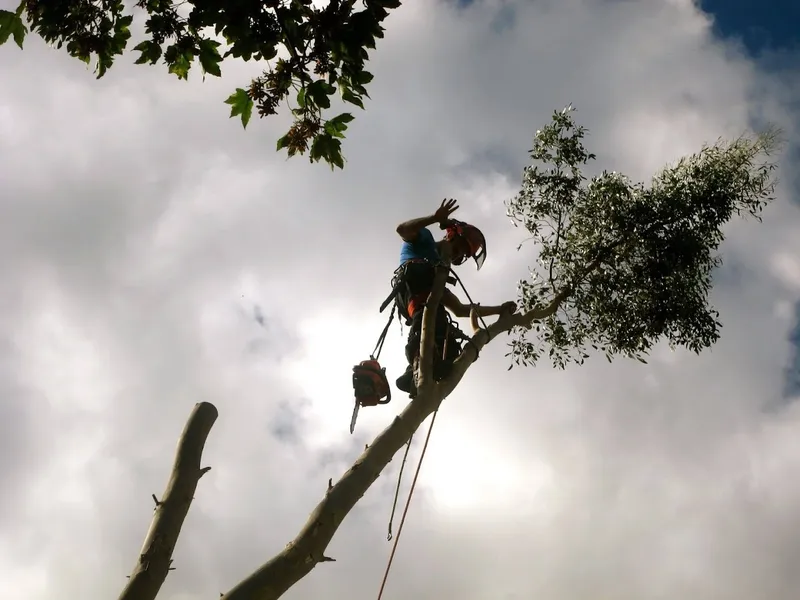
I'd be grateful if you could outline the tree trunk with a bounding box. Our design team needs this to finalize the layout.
[117,401,218,600]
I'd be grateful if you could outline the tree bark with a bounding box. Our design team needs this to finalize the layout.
[117,401,218,600]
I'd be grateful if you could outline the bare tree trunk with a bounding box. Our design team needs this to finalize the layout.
[117,401,218,600]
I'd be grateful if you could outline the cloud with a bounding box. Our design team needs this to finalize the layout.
[1,0,800,599]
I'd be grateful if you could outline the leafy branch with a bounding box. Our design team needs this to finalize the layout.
[1,0,402,169]
[504,105,781,371]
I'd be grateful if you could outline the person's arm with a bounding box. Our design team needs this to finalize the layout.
[396,214,440,242]
[396,198,459,242]
[442,289,516,318]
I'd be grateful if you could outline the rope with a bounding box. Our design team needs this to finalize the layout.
[386,434,414,541]
[448,268,490,331]
[376,409,439,600]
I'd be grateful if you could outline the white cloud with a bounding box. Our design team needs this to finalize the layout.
[2,0,800,598]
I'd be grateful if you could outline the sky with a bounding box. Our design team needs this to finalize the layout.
[2,0,800,599]
[700,0,800,56]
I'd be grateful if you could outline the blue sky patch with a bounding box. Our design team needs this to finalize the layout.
[699,0,800,56]
[783,300,800,401]
[453,0,800,57]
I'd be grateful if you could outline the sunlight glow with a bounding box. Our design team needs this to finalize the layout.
[420,418,556,513]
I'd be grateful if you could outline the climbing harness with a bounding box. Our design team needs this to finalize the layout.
[379,258,454,323]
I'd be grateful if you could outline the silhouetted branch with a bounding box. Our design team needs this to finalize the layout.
[117,401,218,600]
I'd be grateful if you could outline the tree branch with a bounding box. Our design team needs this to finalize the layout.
[220,382,446,600]
[436,288,571,399]
[417,252,452,390]
[433,233,625,398]
[117,401,218,600]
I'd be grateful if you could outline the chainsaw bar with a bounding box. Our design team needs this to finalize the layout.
[349,398,361,434]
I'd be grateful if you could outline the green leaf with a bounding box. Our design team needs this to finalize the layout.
[329,112,355,126]
[307,79,334,110]
[96,54,115,79]
[224,88,254,129]
[262,44,279,61]
[198,38,222,77]
[133,40,162,65]
[330,149,345,170]
[297,86,306,109]
[308,133,344,170]
[354,70,374,85]
[324,122,345,138]
[111,15,133,55]
[341,89,365,109]
[309,133,330,163]
[115,14,133,37]
[276,134,290,151]
[324,112,354,138]
[168,51,192,80]
[0,9,27,49]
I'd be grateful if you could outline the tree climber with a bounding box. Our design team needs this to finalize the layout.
[394,199,517,397]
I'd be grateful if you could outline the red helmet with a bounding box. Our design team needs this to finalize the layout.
[442,220,487,270]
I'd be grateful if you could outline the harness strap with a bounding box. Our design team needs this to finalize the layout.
[443,310,480,361]
[371,304,396,362]
[380,259,457,321]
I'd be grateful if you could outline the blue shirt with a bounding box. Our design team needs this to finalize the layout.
[399,227,439,265]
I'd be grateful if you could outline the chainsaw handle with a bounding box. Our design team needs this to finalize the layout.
[378,385,391,404]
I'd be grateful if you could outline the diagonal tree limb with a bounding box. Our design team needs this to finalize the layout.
[220,380,446,600]
[117,401,218,600]
[437,288,572,399]
[435,251,610,398]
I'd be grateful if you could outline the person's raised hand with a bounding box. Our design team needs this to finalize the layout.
[434,198,459,225]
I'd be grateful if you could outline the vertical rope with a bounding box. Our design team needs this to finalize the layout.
[386,434,414,541]
[376,410,439,600]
